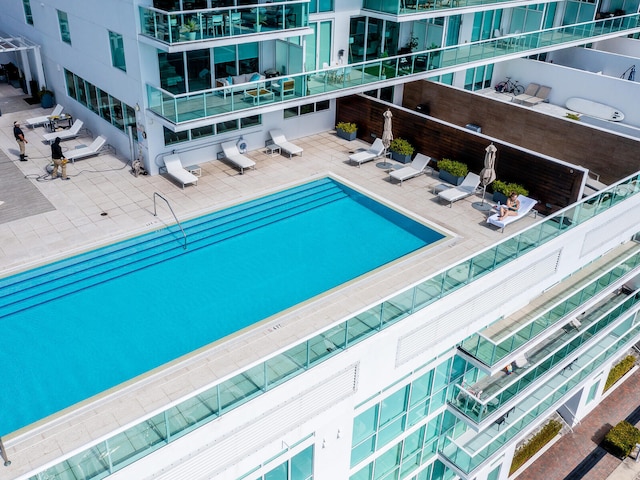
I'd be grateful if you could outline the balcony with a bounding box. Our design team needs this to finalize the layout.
[450,286,640,424]
[146,14,640,126]
[440,316,640,475]
[139,2,308,45]
[460,243,640,367]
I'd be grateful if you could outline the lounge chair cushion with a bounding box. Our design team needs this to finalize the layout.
[26,104,64,127]
[163,154,198,188]
[349,138,385,166]
[487,195,538,231]
[438,173,481,206]
[65,136,107,163]
[42,119,84,143]
[390,153,432,184]
[269,129,303,158]
[221,141,256,174]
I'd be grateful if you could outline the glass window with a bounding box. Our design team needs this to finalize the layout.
[238,42,259,75]
[241,115,261,128]
[487,465,501,480]
[159,51,185,94]
[23,0,33,25]
[57,10,71,44]
[586,380,599,403]
[379,387,408,426]
[109,31,126,72]
[265,461,288,480]
[164,126,188,145]
[353,405,378,445]
[309,0,333,13]
[187,49,210,91]
[216,119,239,135]
[291,446,313,480]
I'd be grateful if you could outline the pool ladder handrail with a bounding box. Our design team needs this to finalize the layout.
[153,192,187,250]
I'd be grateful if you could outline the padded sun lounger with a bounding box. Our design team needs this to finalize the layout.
[487,195,538,232]
[522,85,551,106]
[163,154,198,189]
[220,141,256,174]
[349,138,385,167]
[437,172,481,207]
[42,119,84,144]
[64,136,107,163]
[389,153,432,185]
[512,83,540,104]
[26,104,64,128]
[268,129,303,158]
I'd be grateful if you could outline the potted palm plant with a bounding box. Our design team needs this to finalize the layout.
[492,180,529,204]
[437,159,468,185]
[38,87,55,108]
[184,19,198,40]
[336,122,358,141]
[389,138,414,164]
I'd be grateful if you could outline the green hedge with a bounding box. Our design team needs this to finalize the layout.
[603,421,640,458]
[604,355,636,392]
[509,420,562,475]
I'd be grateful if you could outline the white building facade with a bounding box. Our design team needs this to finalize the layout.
[1,2,640,480]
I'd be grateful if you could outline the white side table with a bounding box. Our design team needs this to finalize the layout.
[265,144,281,156]
[185,165,202,177]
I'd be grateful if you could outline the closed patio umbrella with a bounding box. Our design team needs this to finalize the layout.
[377,108,394,169]
[472,143,497,211]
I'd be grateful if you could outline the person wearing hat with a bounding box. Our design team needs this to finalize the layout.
[51,137,69,180]
[13,121,28,161]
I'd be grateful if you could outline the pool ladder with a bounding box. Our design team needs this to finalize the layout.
[153,192,187,250]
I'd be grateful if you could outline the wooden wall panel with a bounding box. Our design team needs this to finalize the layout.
[402,81,640,186]
[337,96,584,213]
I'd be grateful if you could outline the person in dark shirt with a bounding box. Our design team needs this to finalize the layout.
[13,121,28,161]
[51,137,69,180]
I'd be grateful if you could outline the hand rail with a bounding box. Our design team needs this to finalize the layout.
[153,192,187,250]
[0,437,11,466]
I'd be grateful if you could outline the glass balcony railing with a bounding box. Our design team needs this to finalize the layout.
[26,178,640,480]
[147,14,640,124]
[460,246,640,366]
[364,0,552,15]
[440,317,640,475]
[139,1,308,44]
[451,288,640,423]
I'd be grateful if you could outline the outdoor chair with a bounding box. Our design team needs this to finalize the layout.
[437,172,481,207]
[26,104,64,128]
[42,119,84,144]
[522,85,551,106]
[220,141,256,174]
[389,153,432,185]
[64,136,107,163]
[348,138,385,167]
[163,153,198,189]
[487,195,538,232]
[512,83,540,104]
[268,129,303,158]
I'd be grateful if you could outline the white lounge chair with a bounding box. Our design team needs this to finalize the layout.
[42,119,84,144]
[26,104,64,128]
[268,129,303,158]
[349,138,385,167]
[220,141,256,174]
[389,153,432,185]
[64,136,107,163]
[487,195,538,232]
[163,154,198,189]
[437,172,481,207]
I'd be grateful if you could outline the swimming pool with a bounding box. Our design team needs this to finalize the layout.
[0,177,445,436]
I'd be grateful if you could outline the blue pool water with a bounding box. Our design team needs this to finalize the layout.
[0,177,444,435]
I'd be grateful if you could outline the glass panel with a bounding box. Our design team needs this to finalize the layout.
[353,405,379,445]
[58,10,71,44]
[187,49,210,91]
[265,461,288,480]
[352,436,377,467]
[380,387,408,426]
[109,413,167,469]
[23,0,33,25]
[218,369,262,411]
[291,445,313,480]
[109,31,126,72]
[377,416,405,447]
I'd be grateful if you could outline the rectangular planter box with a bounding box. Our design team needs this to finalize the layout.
[390,151,412,164]
[439,170,464,186]
[336,129,357,141]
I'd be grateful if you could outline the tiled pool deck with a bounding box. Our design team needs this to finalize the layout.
[0,83,540,479]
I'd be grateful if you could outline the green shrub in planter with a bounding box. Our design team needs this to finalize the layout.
[336,122,357,140]
[509,420,562,475]
[603,421,640,458]
[389,138,415,163]
[437,158,468,177]
[604,355,636,391]
[492,180,529,198]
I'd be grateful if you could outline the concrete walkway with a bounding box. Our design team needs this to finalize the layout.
[516,367,640,480]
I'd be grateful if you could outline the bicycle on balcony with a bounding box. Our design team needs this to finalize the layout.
[494,76,525,95]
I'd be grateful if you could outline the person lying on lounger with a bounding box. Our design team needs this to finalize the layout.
[498,192,520,221]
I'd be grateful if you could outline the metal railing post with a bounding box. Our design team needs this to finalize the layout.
[0,437,11,467]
